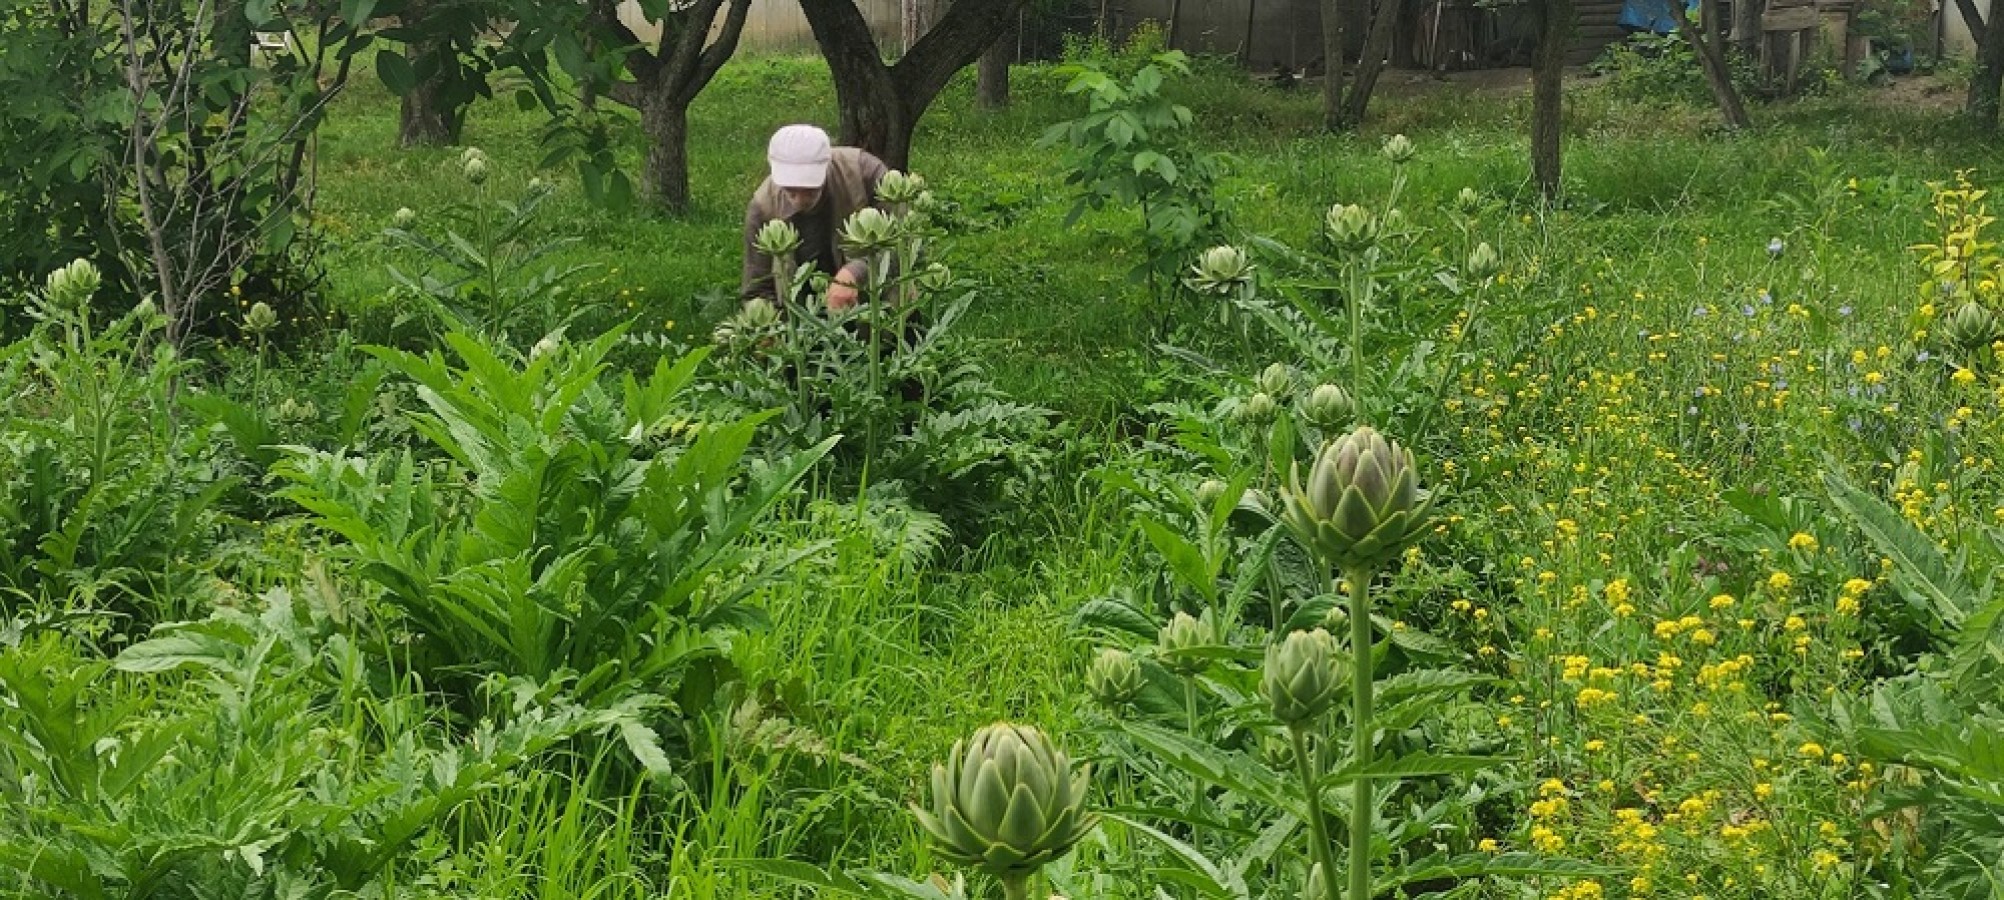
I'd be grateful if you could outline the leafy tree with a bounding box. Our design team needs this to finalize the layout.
[590,0,754,212]
[797,0,1030,168]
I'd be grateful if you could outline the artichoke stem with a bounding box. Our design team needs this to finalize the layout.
[1346,565,1376,900]
[1290,725,1340,900]
[1186,676,1205,822]
[1000,873,1031,900]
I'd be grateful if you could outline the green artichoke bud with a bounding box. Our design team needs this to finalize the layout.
[877,170,928,206]
[243,301,279,335]
[1239,391,1279,424]
[1196,478,1230,510]
[1086,648,1145,708]
[1304,862,1328,900]
[1300,384,1355,430]
[912,723,1096,879]
[840,207,901,254]
[1258,362,1296,397]
[1281,425,1435,570]
[1325,203,1378,251]
[1466,242,1502,280]
[1381,133,1415,164]
[391,206,418,229]
[132,298,161,327]
[1944,300,1999,349]
[1157,611,1219,677]
[754,219,802,258]
[917,262,955,294]
[1188,245,1255,295]
[275,397,319,424]
[44,258,102,312]
[530,333,562,360]
[1380,208,1410,239]
[1262,629,1342,725]
[527,176,549,195]
[1455,187,1483,216]
[1259,732,1296,769]
[462,154,490,186]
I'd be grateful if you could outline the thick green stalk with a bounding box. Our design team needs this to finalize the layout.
[1290,725,1340,900]
[1001,873,1030,900]
[1186,676,1205,821]
[1345,565,1376,900]
[1346,260,1368,405]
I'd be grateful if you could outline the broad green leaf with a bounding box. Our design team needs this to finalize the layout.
[1824,470,1974,628]
[1104,812,1249,900]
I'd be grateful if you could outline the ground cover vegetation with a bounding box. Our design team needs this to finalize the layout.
[6,14,2004,899]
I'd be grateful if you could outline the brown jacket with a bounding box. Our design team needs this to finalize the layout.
[740,147,890,300]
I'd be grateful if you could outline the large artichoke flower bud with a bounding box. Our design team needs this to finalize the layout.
[1944,300,1999,349]
[1300,384,1355,431]
[243,301,279,336]
[754,219,802,258]
[1157,611,1219,677]
[1325,203,1378,252]
[840,207,901,254]
[1262,629,1341,725]
[912,723,1096,880]
[1239,391,1279,424]
[876,170,928,208]
[1188,245,1255,295]
[1465,242,1502,281]
[1086,648,1145,708]
[1281,425,1435,570]
[1257,362,1296,398]
[1455,187,1483,216]
[460,147,490,185]
[1380,133,1415,164]
[44,258,102,312]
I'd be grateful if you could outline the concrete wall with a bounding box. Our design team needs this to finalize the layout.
[1943,0,1988,54]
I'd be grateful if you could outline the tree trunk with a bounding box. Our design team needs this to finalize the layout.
[639,90,691,212]
[1168,0,1184,45]
[398,56,462,147]
[977,18,1013,108]
[1969,1,2004,130]
[1679,0,1750,128]
[798,0,1028,169]
[1531,0,1572,202]
[1321,0,1348,128]
[1339,0,1403,127]
[1097,0,1112,42]
[1242,0,1259,62]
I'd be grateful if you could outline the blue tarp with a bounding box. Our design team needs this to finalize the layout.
[1617,0,1699,34]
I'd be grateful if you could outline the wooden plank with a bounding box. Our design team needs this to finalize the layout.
[1762,5,1820,28]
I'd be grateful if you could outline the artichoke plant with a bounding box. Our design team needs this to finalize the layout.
[839,207,900,254]
[1380,133,1414,164]
[43,258,101,313]
[912,723,1096,899]
[1188,245,1255,295]
[1325,203,1378,252]
[1262,629,1341,726]
[243,301,279,336]
[1465,242,1501,280]
[1300,384,1355,431]
[877,170,928,207]
[1280,425,1434,571]
[1086,648,1146,709]
[1944,300,1999,350]
[1157,611,1219,677]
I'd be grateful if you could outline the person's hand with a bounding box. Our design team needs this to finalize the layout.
[827,267,860,312]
